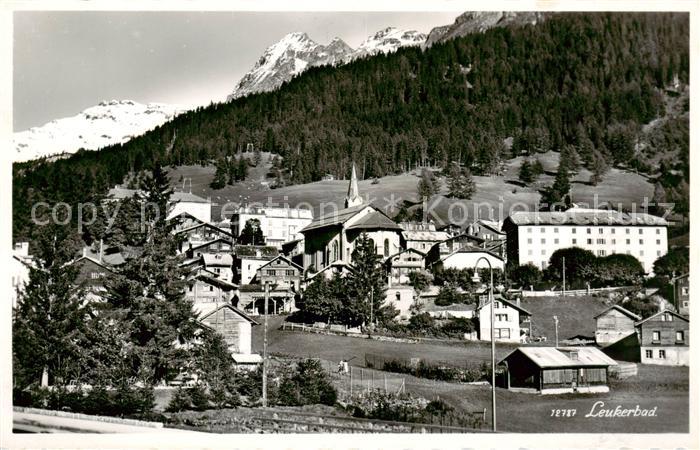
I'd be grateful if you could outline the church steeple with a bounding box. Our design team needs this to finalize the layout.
[345,163,363,208]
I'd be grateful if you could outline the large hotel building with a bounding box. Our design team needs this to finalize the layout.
[502,207,668,274]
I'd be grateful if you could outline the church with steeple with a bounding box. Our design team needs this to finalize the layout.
[299,163,403,278]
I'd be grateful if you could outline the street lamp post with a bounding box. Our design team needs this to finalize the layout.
[472,256,497,432]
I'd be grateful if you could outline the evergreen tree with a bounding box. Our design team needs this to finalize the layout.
[589,149,609,186]
[238,218,265,245]
[210,158,228,190]
[560,145,581,176]
[345,233,387,327]
[13,224,87,388]
[417,168,440,200]
[531,158,545,178]
[103,167,200,385]
[543,163,571,208]
[446,162,476,199]
[518,159,534,184]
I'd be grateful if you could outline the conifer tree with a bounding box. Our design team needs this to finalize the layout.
[345,233,387,327]
[238,218,265,245]
[518,159,534,184]
[543,162,572,208]
[447,162,476,199]
[13,223,87,388]
[103,166,200,385]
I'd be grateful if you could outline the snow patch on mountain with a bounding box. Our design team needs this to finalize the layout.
[227,27,426,100]
[14,100,187,163]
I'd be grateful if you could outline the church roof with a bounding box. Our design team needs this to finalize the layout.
[300,204,368,233]
[346,210,402,231]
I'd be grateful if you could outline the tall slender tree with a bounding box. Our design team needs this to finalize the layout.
[13,224,86,388]
[345,233,388,327]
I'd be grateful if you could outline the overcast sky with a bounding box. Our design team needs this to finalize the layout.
[13,11,462,131]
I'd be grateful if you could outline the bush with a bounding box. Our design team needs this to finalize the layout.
[434,283,464,306]
[408,313,434,332]
[441,317,476,337]
[166,386,193,413]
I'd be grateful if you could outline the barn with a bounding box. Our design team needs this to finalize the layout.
[498,347,618,394]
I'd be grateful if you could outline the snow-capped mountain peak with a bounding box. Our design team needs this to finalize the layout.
[227,27,426,100]
[14,100,187,162]
[354,27,426,58]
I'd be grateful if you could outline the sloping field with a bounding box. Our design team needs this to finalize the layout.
[520,295,610,341]
[167,151,654,225]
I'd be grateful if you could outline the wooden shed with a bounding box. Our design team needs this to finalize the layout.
[199,304,258,355]
[498,347,617,394]
[594,305,641,347]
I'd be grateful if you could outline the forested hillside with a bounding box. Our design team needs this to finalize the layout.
[13,12,689,241]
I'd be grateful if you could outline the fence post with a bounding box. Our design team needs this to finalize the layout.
[350,367,353,397]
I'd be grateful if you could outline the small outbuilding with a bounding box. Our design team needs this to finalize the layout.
[498,346,618,394]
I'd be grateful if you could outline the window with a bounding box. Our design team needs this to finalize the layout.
[611,228,616,234]
[652,331,660,342]
[90,272,101,279]
[572,228,576,234]
[331,241,339,262]
[554,238,559,244]
[599,228,604,234]
[611,239,616,245]
[286,270,295,276]
[656,239,661,245]
[541,227,546,233]
[597,238,606,244]
[676,331,685,342]
[527,238,532,244]
[572,238,577,245]
[528,250,533,255]
[656,229,661,235]
[493,301,500,309]
[587,239,592,245]
[384,239,390,257]
[657,251,661,256]
[639,239,644,245]
[587,228,591,234]
[527,227,532,233]
[496,314,508,322]
[639,229,643,235]
[495,328,510,339]
[681,287,689,296]
[626,228,630,234]
[189,285,193,292]
[541,238,546,244]
[554,227,559,233]
[662,312,672,322]
[658,350,666,359]
[266,270,276,276]
[209,286,214,292]
[541,249,546,255]
[395,292,401,301]
[640,250,644,256]
[598,250,606,256]
[626,239,631,245]
[645,350,653,358]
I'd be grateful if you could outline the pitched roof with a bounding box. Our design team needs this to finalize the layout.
[300,204,368,232]
[436,245,504,266]
[345,210,402,231]
[258,255,303,272]
[175,222,233,237]
[594,304,641,321]
[194,274,238,290]
[506,207,667,227]
[635,308,689,326]
[422,300,477,313]
[202,253,233,267]
[189,237,233,252]
[171,191,209,203]
[478,297,531,316]
[501,346,618,368]
[198,303,258,325]
[401,230,451,242]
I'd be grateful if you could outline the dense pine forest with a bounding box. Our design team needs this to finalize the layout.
[13,12,689,241]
